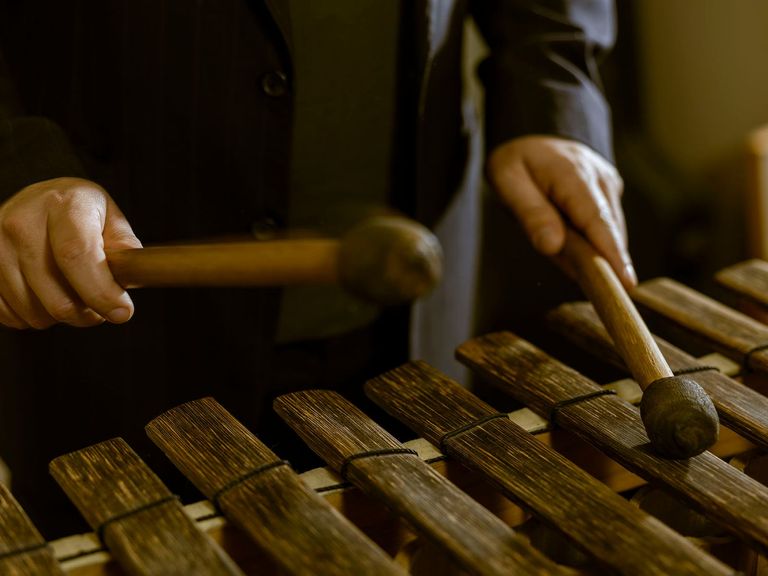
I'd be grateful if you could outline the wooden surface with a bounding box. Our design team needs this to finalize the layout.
[746,125,768,258]
[548,301,768,449]
[49,438,241,576]
[274,390,570,576]
[716,259,768,306]
[633,277,768,375]
[107,241,339,288]
[0,481,63,575]
[145,397,404,576]
[45,389,754,575]
[365,362,730,576]
[107,216,442,305]
[562,231,718,458]
[457,332,768,556]
[562,229,671,387]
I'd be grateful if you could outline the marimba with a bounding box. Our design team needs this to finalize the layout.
[4,261,768,575]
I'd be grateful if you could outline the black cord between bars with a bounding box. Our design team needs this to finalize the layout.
[743,343,768,373]
[0,541,48,561]
[439,413,509,453]
[339,448,418,480]
[211,460,290,511]
[96,495,179,543]
[549,389,617,426]
[672,365,720,377]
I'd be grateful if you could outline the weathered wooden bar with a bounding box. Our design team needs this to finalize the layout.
[145,397,405,576]
[457,332,768,557]
[49,438,242,576]
[366,361,730,576]
[547,301,768,449]
[274,389,571,576]
[0,482,63,575]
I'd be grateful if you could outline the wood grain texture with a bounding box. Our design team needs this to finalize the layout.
[42,400,753,574]
[49,438,241,576]
[746,125,768,258]
[716,260,768,306]
[365,362,731,576]
[562,231,718,458]
[633,277,768,374]
[107,216,442,305]
[548,301,768,449]
[457,332,768,556]
[145,397,404,576]
[274,390,571,576]
[562,229,671,387]
[0,481,63,575]
[107,241,339,288]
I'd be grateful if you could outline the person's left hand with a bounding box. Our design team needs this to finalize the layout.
[486,135,635,289]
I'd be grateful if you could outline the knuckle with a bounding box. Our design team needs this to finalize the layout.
[44,179,102,213]
[1,213,31,243]
[568,200,601,229]
[613,173,625,196]
[46,186,79,210]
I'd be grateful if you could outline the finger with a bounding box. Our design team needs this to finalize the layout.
[495,162,566,255]
[19,242,105,327]
[10,212,107,327]
[0,260,57,329]
[598,171,627,248]
[553,168,636,288]
[47,189,134,323]
[0,292,29,329]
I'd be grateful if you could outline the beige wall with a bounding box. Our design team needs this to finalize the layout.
[636,0,768,182]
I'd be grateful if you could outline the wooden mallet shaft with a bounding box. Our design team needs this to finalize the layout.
[561,229,719,458]
[106,216,442,305]
[108,240,340,288]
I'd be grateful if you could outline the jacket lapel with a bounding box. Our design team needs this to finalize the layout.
[263,0,293,57]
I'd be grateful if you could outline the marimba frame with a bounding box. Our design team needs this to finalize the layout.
[4,261,768,574]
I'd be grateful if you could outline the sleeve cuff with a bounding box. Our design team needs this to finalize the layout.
[481,59,615,163]
[0,116,85,200]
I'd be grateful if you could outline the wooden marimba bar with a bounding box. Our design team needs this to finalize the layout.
[6,262,768,574]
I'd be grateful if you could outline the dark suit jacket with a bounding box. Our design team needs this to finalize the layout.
[0,0,614,536]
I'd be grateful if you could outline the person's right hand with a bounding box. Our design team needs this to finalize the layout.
[0,177,141,329]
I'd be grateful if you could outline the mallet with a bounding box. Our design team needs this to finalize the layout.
[561,229,719,458]
[106,216,442,305]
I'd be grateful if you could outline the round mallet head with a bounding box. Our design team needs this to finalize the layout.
[640,376,719,459]
[338,216,443,305]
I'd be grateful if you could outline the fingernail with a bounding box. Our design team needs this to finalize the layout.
[533,226,559,254]
[623,263,638,286]
[107,307,131,323]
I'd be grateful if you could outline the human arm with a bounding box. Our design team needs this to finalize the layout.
[471,0,634,287]
[0,52,139,328]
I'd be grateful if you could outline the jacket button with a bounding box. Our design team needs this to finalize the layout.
[251,217,279,240]
[260,71,289,97]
